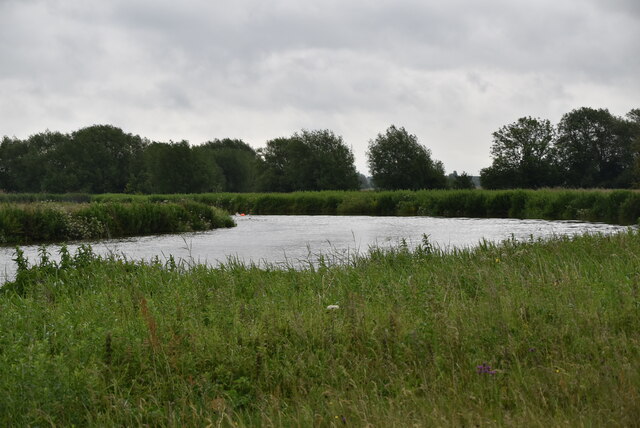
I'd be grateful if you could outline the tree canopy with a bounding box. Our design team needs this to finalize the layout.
[480,108,639,189]
[555,107,635,188]
[198,139,258,193]
[2,106,639,194]
[366,125,446,190]
[480,117,557,189]
[258,130,359,192]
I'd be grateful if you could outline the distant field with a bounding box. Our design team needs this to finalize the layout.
[1,230,639,425]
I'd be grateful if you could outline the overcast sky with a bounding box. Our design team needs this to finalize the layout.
[1,0,638,175]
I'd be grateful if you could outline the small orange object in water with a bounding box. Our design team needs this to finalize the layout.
[240,213,246,216]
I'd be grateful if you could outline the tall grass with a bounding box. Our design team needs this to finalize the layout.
[91,189,640,225]
[1,231,639,425]
[3,189,640,224]
[0,201,234,245]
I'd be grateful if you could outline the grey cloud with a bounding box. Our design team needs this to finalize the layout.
[0,0,638,174]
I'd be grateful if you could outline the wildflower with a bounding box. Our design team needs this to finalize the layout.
[326,305,340,310]
[476,362,497,375]
[495,258,500,263]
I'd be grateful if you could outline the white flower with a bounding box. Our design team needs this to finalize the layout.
[326,305,340,310]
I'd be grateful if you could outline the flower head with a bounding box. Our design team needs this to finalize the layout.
[476,362,497,375]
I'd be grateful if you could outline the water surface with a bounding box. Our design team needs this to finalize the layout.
[0,215,630,281]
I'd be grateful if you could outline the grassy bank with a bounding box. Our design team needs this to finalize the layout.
[2,189,640,224]
[0,201,235,245]
[96,189,640,225]
[1,231,639,425]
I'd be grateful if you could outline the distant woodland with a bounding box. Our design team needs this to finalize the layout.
[0,106,638,193]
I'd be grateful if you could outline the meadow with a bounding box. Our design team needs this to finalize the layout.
[0,230,639,426]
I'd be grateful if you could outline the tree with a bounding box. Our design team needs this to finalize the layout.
[555,107,634,188]
[258,130,359,192]
[0,136,27,192]
[627,108,640,187]
[449,171,475,189]
[139,141,225,193]
[358,173,371,189]
[480,117,557,189]
[298,129,359,191]
[257,137,309,192]
[366,125,446,190]
[199,139,258,192]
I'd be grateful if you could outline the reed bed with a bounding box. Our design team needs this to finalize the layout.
[92,189,640,225]
[1,230,639,426]
[2,189,639,224]
[0,201,234,245]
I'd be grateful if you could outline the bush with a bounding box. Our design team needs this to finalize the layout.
[0,201,235,245]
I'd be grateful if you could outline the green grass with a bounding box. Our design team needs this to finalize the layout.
[0,201,235,245]
[1,230,639,426]
[3,189,640,224]
[93,188,640,225]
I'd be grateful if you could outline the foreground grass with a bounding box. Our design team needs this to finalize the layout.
[1,231,640,426]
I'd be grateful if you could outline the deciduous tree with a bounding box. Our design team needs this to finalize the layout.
[480,117,557,189]
[258,130,359,192]
[555,108,634,188]
[366,125,446,190]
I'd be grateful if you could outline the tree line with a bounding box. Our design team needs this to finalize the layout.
[1,105,637,194]
[0,125,458,194]
[480,107,640,189]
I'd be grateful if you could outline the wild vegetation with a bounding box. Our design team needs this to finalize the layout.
[367,125,447,190]
[481,107,640,189]
[0,201,234,245]
[1,230,639,425]
[3,106,636,195]
[86,189,640,225]
[0,126,363,194]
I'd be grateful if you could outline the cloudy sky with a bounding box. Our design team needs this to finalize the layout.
[1,0,638,174]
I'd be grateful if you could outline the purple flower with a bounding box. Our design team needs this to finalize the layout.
[476,362,497,375]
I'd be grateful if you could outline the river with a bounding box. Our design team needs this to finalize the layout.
[0,215,631,281]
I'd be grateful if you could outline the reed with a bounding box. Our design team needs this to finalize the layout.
[0,201,234,245]
[93,189,640,225]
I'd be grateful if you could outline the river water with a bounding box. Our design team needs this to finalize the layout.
[0,215,631,281]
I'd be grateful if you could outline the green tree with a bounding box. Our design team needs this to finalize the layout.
[480,117,557,189]
[140,141,224,194]
[627,109,640,187]
[449,171,475,189]
[0,132,74,192]
[257,137,310,192]
[199,139,258,192]
[298,129,359,191]
[0,136,27,192]
[75,125,146,193]
[258,130,359,192]
[555,107,634,188]
[366,125,446,190]
[358,173,371,189]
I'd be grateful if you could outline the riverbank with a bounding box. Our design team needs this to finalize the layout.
[1,230,639,425]
[0,201,235,245]
[2,189,638,225]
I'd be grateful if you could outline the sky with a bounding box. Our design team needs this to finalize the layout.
[1,0,639,175]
